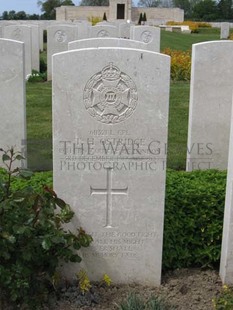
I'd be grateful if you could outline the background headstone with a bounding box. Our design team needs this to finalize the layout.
[68,38,150,51]
[3,25,32,77]
[0,39,26,167]
[119,22,133,39]
[130,26,160,52]
[186,41,233,171]
[221,22,230,39]
[76,22,90,39]
[47,24,77,80]
[53,47,170,285]
[89,25,118,38]
[30,25,40,72]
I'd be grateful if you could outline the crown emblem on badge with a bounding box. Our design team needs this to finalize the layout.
[101,63,121,80]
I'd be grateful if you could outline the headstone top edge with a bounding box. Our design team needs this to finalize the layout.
[0,38,24,46]
[193,40,233,48]
[53,46,170,59]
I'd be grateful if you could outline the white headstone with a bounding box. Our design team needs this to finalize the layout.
[76,22,90,39]
[3,25,32,77]
[221,22,230,39]
[68,38,150,51]
[53,47,170,285]
[0,39,26,167]
[47,24,77,80]
[90,25,118,38]
[186,41,233,171]
[30,25,40,72]
[130,26,160,53]
[39,24,44,51]
[220,101,233,284]
[119,22,132,39]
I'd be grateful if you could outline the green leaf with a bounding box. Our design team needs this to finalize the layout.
[73,240,81,250]
[2,154,10,162]
[15,154,25,161]
[19,169,33,179]
[70,254,82,263]
[54,197,66,209]
[42,239,52,250]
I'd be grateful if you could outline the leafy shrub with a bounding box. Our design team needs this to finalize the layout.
[213,285,233,309]
[27,70,47,83]
[163,169,226,270]
[166,21,211,33]
[40,55,47,74]
[2,166,226,272]
[162,48,191,81]
[88,16,102,25]
[0,148,92,308]
[196,22,212,28]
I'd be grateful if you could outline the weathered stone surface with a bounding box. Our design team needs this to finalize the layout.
[0,39,26,167]
[47,24,77,80]
[130,25,160,52]
[186,41,233,171]
[119,22,133,38]
[3,25,32,76]
[220,103,233,284]
[68,37,150,51]
[220,22,230,39]
[53,47,170,285]
[30,24,40,71]
[89,25,118,38]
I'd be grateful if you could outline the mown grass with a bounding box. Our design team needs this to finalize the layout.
[161,28,221,51]
[26,82,52,170]
[26,28,221,171]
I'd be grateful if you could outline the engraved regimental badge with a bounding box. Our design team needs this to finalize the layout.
[83,63,138,124]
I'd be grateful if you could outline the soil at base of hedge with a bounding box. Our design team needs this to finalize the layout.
[46,268,222,310]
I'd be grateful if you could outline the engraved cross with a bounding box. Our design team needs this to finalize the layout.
[90,168,128,228]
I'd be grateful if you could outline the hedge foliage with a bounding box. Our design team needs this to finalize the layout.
[163,169,226,271]
[1,168,226,271]
[166,21,211,33]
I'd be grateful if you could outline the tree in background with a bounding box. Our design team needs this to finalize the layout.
[138,12,143,24]
[103,12,107,20]
[1,10,41,20]
[38,0,74,19]
[172,0,191,17]
[217,0,233,19]
[79,0,109,6]
[143,12,147,21]
[192,0,218,20]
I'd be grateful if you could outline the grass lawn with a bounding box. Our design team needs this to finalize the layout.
[26,28,222,171]
[161,27,221,51]
[26,82,52,170]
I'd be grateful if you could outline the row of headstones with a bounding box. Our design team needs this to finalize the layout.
[0,21,160,80]
[1,24,40,76]
[1,37,233,285]
[0,20,92,77]
[46,23,160,80]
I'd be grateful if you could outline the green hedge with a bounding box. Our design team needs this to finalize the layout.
[163,169,226,270]
[1,168,226,270]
